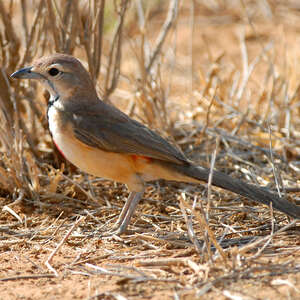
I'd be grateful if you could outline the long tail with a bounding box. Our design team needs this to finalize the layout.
[163,161,300,218]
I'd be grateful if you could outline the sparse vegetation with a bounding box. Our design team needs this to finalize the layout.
[0,1,299,299]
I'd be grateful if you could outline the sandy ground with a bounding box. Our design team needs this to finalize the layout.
[1,1,300,299]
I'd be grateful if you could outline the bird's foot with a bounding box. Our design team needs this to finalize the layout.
[99,223,132,239]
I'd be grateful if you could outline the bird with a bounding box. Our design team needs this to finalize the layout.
[11,53,300,234]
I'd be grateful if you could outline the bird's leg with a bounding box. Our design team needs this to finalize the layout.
[112,190,144,234]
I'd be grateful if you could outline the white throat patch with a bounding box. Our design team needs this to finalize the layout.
[47,96,64,137]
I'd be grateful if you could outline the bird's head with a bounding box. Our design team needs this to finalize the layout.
[11,54,97,101]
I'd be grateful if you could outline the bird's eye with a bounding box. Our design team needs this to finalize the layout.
[48,68,60,76]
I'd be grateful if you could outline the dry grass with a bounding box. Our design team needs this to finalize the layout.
[0,0,300,299]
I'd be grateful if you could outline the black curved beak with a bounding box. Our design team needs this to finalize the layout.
[10,67,40,79]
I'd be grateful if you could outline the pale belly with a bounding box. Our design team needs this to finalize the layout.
[47,104,192,191]
[48,105,137,186]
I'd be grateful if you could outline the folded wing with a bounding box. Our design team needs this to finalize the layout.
[71,101,189,165]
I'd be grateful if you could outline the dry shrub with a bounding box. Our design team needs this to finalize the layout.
[0,0,178,200]
[0,0,299,224]
[0,1,299,298]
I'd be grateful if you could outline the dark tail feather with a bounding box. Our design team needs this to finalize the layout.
[166,162,300,219]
